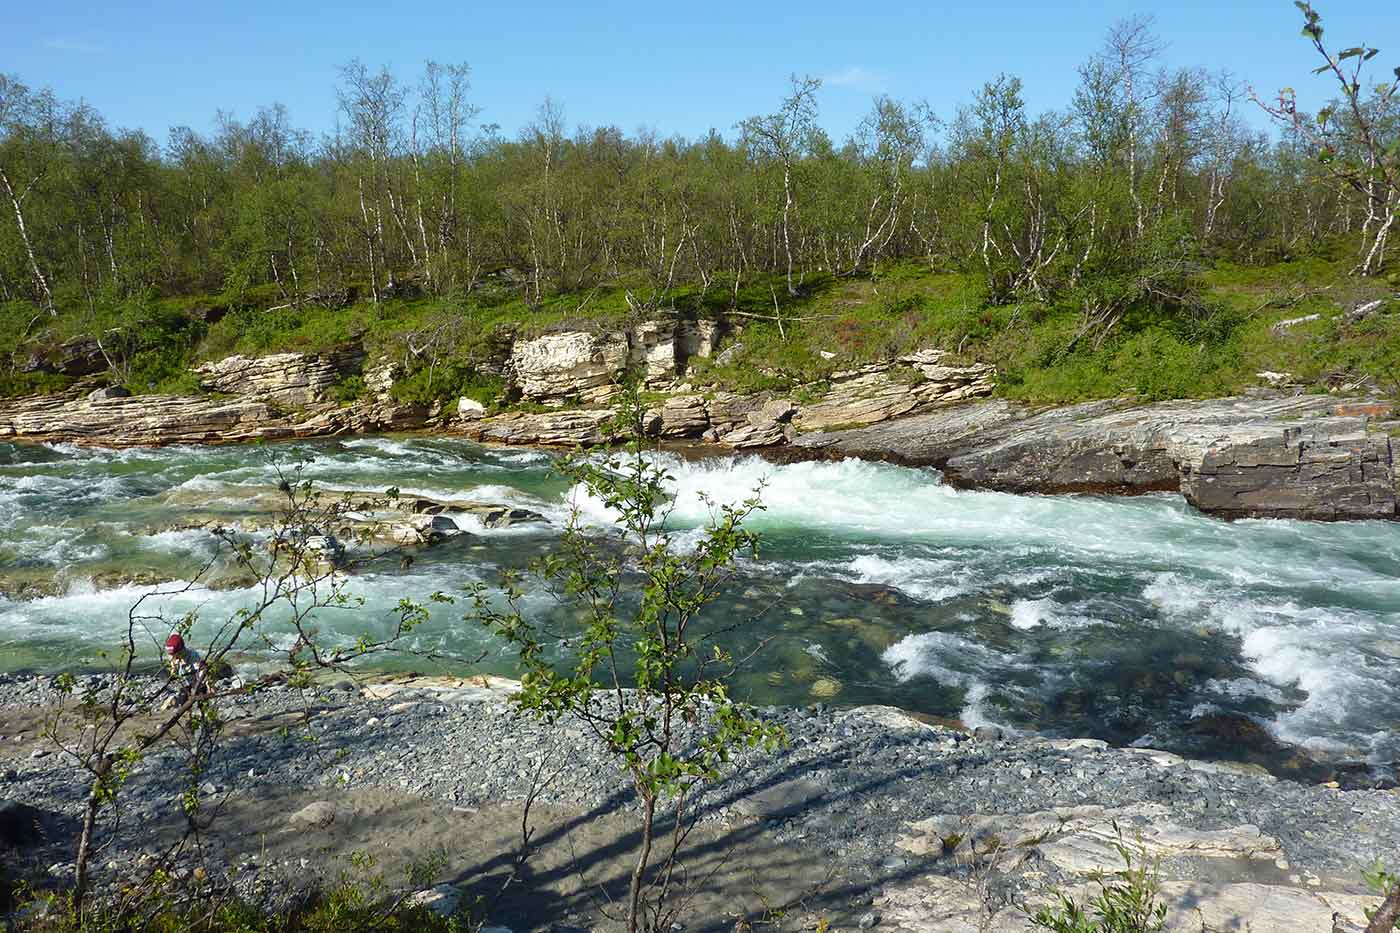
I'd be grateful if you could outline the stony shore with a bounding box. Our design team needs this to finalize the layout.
[3,673,1398,931]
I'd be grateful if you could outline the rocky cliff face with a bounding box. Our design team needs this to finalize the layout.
[193,348,365,406]
[0,389,427,447]
[3,317,1395,521]
[504,319,719,404]
[461,344,995,451]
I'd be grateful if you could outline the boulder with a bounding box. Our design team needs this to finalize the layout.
[19,336,108,377]
[289,801,339,829]
[86,386,131,401]
[457,397,487,420]
[750,397,797,425]
[732,778,830,820]
[408,883,463,919]
[363,359,399,398]
[718,419,787,449]
[676,320,720,367]
[644,395,710,438]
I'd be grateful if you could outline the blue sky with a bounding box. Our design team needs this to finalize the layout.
[4,1,1397,147]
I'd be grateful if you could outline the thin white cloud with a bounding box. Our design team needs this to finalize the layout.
[43,38,107,54]
[820,66,889,92]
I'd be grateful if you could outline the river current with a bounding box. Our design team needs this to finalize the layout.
[2,436,1398,780]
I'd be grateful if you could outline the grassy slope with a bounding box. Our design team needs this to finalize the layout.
[2,258,1396,407]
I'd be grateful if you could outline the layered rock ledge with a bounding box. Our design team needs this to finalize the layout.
[793,393,1398,521]
[1,326,1395,520]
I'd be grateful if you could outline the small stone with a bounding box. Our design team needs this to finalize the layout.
[29,748,48,759]
[858,912,880,929]
[290,801,337,829]
[410,883,464,919]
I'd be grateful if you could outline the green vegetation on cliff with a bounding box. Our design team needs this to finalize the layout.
[0,5,1395,405]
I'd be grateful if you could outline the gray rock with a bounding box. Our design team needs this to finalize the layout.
[733,779,829,820]
[289,801,338,829]
[408,883,462,918]
[194,348,365,406]
[86,386,132,401]
[794,394,1398,520]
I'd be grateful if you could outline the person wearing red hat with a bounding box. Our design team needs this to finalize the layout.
[163,633,207,707]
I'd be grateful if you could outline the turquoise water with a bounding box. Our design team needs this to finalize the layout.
[2,436,1399,778]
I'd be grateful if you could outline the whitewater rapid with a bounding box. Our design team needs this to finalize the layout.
[2,436,1398,776]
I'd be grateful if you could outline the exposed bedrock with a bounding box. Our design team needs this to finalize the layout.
[793,394,1398,521]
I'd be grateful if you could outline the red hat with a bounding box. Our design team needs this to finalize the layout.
[164,633,185,654]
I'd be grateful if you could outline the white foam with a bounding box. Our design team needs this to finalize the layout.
[1009,598,1056,630]
[140,528,220,557]
[842,554,965,603]
[882,630,1026,732]
[1144,571,1400,756]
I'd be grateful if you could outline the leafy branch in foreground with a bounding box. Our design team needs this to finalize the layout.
[40,461,470,925]
[1030,833,1166,933]
[475,386,784,933]
[1354,861,1400,932]
[1255,2,1399,275]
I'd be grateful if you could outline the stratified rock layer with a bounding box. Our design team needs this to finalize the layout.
[795,394,1398,520]
[193,348,365,406]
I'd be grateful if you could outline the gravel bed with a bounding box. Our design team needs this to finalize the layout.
[3,671,1399,925]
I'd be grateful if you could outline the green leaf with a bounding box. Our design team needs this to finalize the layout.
[1312,65,1331,75]
[1339,47,1364,60]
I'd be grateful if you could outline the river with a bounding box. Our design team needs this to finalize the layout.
[2,435,1398,781]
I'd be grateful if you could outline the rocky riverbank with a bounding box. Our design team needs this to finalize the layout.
[1,319,1397,521]
[2,673,1398,932]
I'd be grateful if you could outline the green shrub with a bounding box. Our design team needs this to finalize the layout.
[328,374,366,404]
[5,880,470,932]
[122,347,202,396]
[0,371,75,398]
[390,362,504,409]
[1031,840,1166,932]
